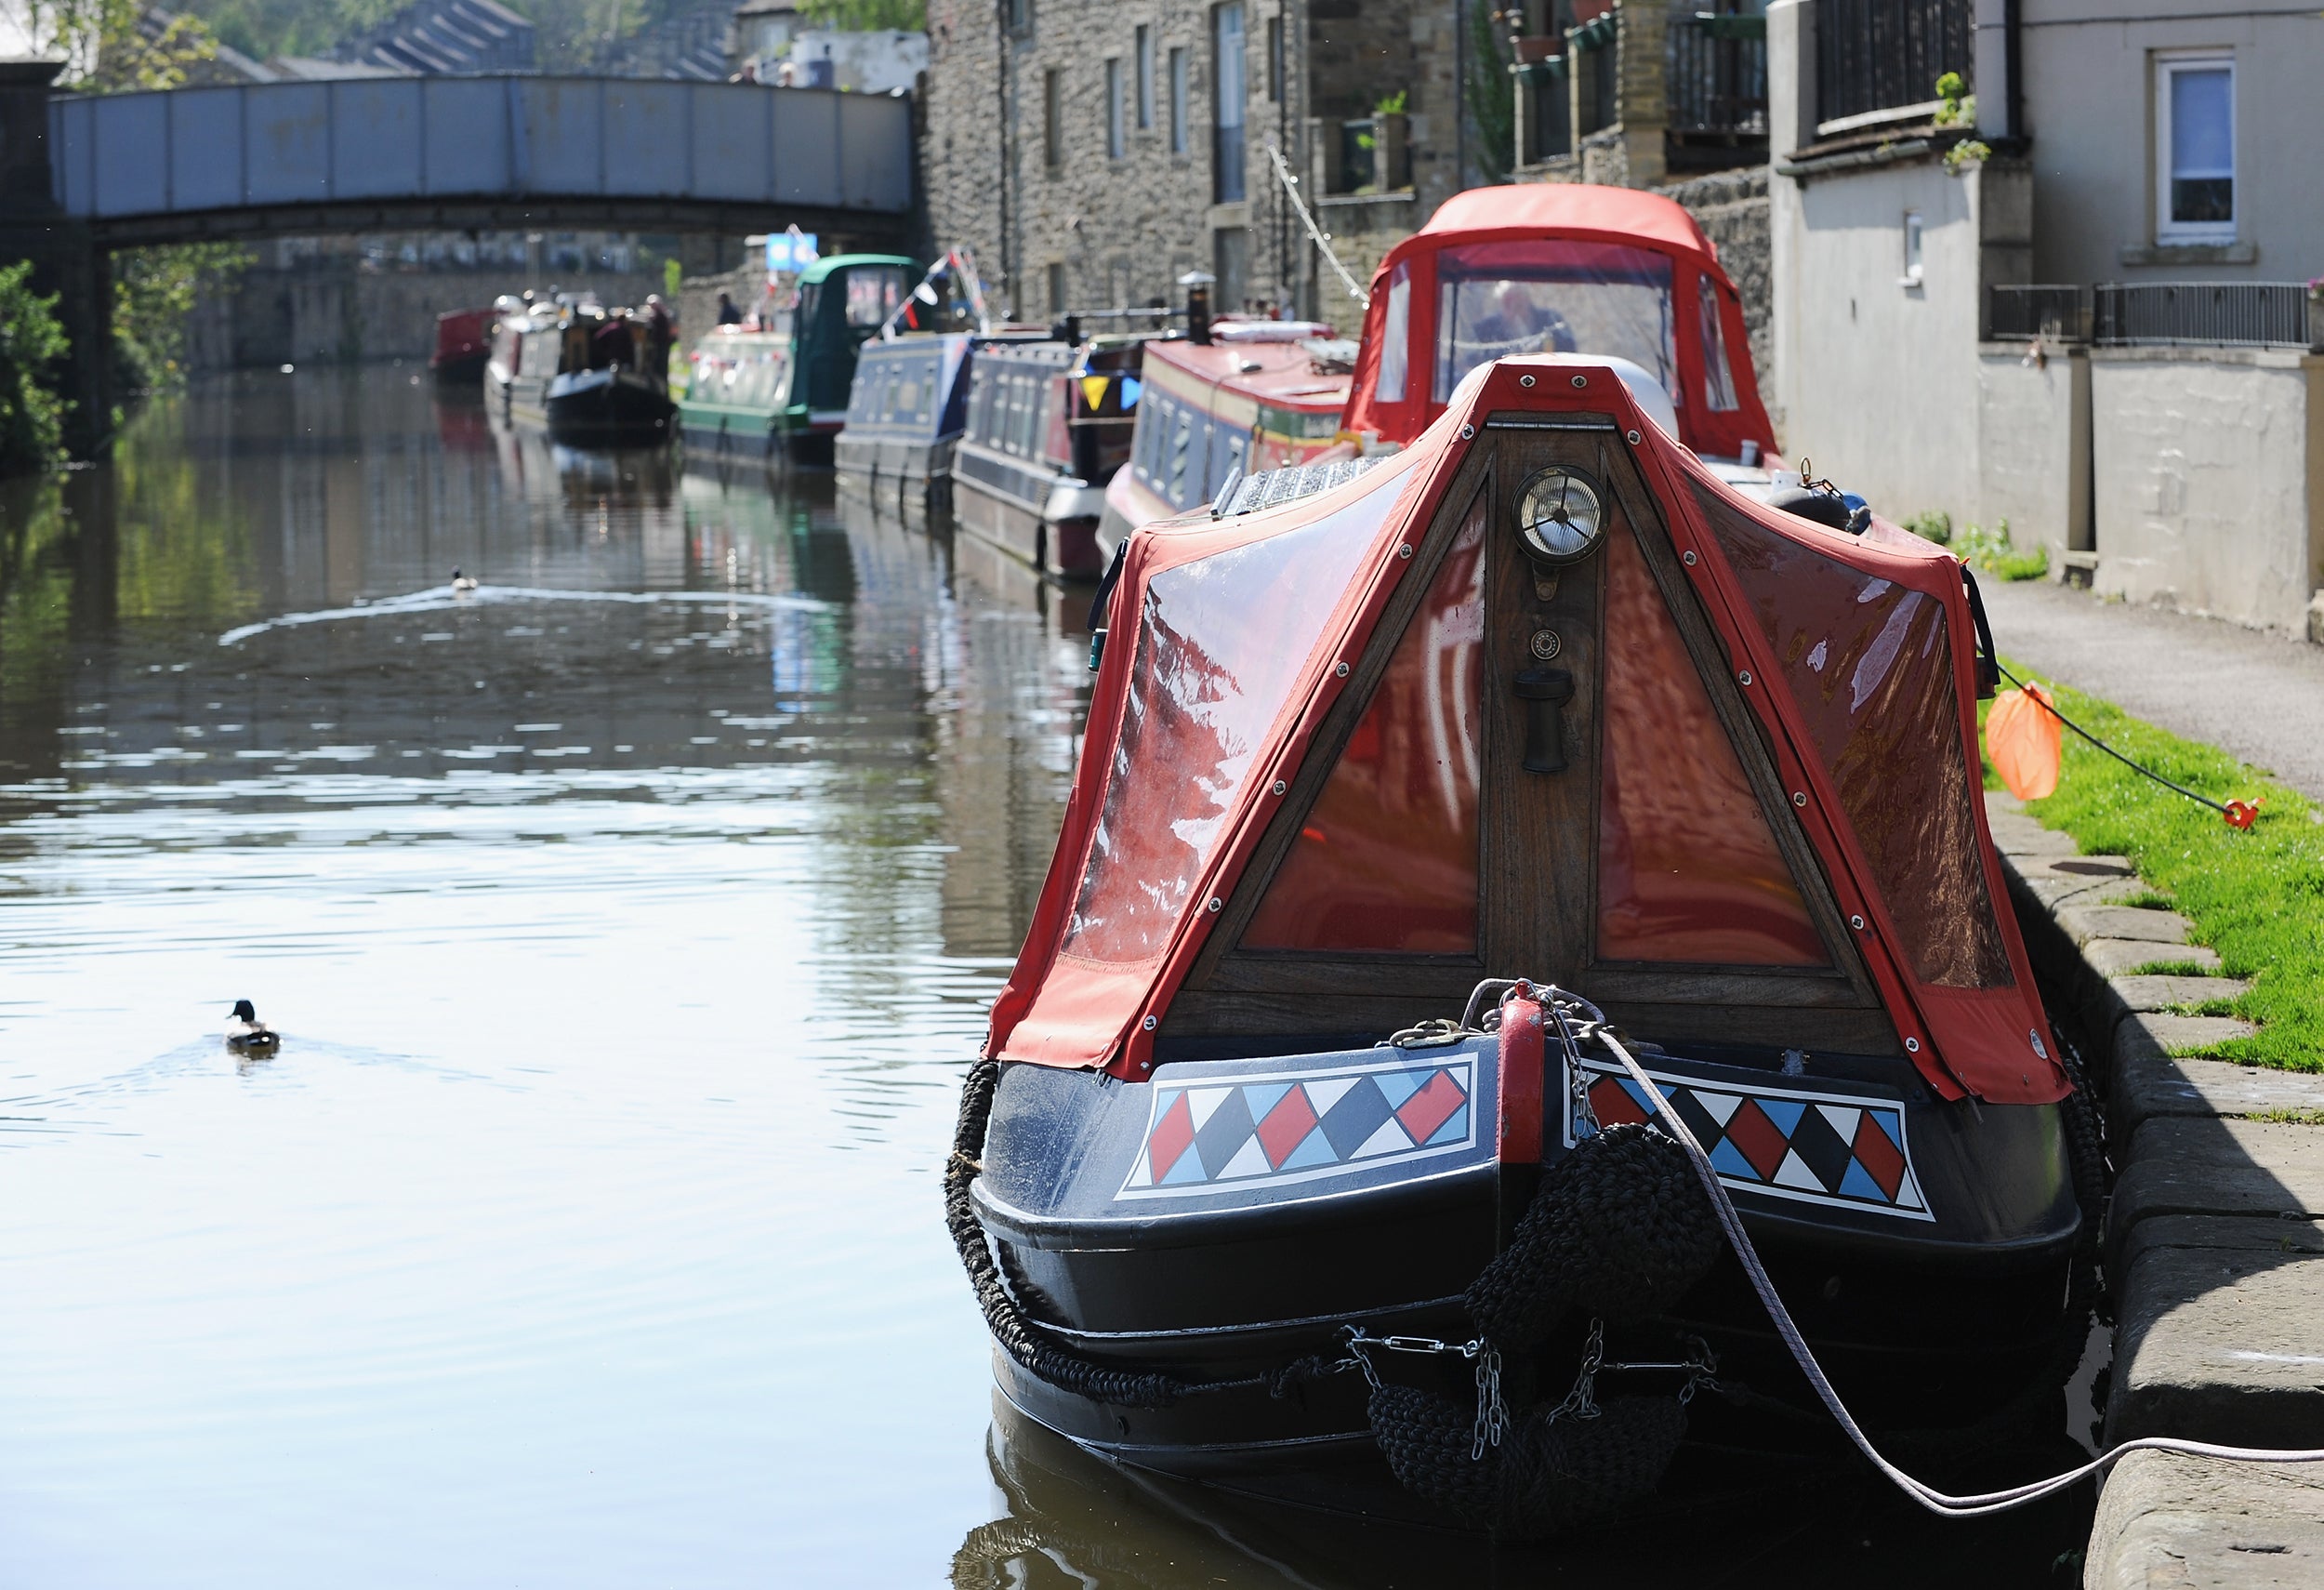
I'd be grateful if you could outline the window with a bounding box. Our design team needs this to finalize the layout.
[1212,4,1247,202]
[1043,68,1063,169]
[1430,240,1678,404]
[1376,261,1410,404]
[1169,46,1189,155]
[1698,274,1738,412]
[1135,26,1153,128]
[1005,0,1031,34]
[2157,54,2234,242]
[1106,57,1125,159]
[1047,262,1066,316]
[1901,210,1924,285]
[1266,15,1283,103]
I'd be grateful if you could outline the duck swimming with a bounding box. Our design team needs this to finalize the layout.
[451,568,480,592]
[225,1000,280,1054]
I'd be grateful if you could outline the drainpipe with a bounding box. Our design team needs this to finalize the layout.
[2005,0,2023,144]
[996,0,1012,319]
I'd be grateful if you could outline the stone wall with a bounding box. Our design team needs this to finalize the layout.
[187,267,664,372]
[918,0,1459,325]
[1662,166,1770,387]
[2087,347,2324,636]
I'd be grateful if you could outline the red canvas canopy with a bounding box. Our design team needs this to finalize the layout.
[987,357,2067,1107]
[1341,185,1776,463]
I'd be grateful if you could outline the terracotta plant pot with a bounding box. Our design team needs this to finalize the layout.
[1512,33,1558,62]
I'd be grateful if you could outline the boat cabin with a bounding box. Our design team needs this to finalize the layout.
[1342,185,1775,465]
[1102,324,1353,544]
[953,334,1147,579]
[989,354,2065,1109]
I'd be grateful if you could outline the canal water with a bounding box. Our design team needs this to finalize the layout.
[0,371,2092,1586]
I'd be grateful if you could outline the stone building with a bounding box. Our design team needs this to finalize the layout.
[918,0,1467,329]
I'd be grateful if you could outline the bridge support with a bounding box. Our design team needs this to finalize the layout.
[1,61,113,458]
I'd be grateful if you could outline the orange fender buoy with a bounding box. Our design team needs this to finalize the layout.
[1987,684,2063,802]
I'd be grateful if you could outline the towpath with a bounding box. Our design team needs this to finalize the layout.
[1976,577,2324,802]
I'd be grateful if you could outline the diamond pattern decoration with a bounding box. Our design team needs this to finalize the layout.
[1580,1067,1928,1219]
[1120,1060,1476,1199]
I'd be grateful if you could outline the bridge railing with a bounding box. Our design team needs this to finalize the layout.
[48,76,912,226]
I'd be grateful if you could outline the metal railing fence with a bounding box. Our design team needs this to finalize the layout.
[2093,283,2313,350]
[1814,0,1971,127]
[1669,20,1768,135]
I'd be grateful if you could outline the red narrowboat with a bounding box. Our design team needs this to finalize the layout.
[950,347,2096,1535]
[1101,183,1793,551]
[430,305,495,382]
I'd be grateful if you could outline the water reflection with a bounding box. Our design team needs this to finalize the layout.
[0,370,1092,1584]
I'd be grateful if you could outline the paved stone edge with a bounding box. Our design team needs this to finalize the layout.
[1985,794,2322,1589]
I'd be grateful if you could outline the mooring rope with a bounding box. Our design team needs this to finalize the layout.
[1559,991,2324,1517]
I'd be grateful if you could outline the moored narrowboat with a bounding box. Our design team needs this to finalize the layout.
[952,335,1145,580]
[430,306,495,382]
[677,253,915,465]
[487,298,677,444]
[833,332,978,521]
[1095,322,1353,564]
[1102,183,1792,549]
[951,351,2096,1535]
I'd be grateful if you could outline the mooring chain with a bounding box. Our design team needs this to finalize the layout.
[1342,1327,1512,1460]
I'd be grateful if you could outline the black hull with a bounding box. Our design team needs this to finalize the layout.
[545,380,674,445]
[970,1036,2085,1483]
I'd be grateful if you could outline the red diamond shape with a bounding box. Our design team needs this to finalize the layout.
[1589,1075,1649,1127]
[1851,1111,1907,1200]
[1395,1070,1466,1146]
[1723,1099,1790,1180]
[1146,1092,1195,1181]
[1255,1085,1321,1169]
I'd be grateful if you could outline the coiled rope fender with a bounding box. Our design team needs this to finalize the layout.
[1572,1007,2324,1517]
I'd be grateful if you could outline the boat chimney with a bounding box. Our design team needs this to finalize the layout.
[1179,270,1216,346]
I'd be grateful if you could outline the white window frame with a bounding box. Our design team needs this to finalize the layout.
[1900,210,1924,287]
[2155,51,2236,245]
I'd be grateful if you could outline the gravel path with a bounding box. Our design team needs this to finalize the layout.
[1974,578,2324,801]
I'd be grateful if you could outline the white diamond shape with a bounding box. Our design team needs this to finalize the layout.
[1304,1076,1360,1115]
[1185,1087,1235,1129]
[1352,1117,1416,1159]
[1816,1104,1860,1141]
[1696,1090,1743,1127]
[1772,1148,1825,1191]
[1215,1135,1271,1181]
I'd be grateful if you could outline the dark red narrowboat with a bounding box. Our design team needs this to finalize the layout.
[949,350,2096,1535]
[430,305,495,382]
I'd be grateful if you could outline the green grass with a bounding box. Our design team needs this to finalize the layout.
[2251,1107,2324,1126]
[1983,671,2324,1071]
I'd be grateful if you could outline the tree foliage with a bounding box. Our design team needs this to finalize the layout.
[796,0,925,29]
[0,261,71,476]
[1467,4,1515,184]
[113,244,252,392]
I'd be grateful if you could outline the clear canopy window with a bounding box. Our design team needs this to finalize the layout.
[1433,241,1678,404]
[844,267,907,328]
[1242,490,1486,953]
[1696,485,2013,990]
[1597,520,1824,965]
[1061,469,1408,965]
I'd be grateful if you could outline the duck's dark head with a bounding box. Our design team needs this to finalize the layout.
[231,1000,257,1023]
[452,567,464,578]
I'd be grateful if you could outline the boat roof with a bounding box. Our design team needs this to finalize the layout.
[1408,183,1720,263]
[796,252,916,287]
[985,353,2067,1107]
[1141,338,1353,414]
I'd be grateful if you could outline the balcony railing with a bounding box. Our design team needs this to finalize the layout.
[2094,283,2314,350]
[1987,283,2318,351]
[1670,16,1767,138]
[1815,0,1971,129]
[1987,285,2091,342]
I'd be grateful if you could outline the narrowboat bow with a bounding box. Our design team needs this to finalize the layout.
[952,351,2094,1535]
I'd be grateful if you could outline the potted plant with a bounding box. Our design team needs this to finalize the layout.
[1370,90,1411,191]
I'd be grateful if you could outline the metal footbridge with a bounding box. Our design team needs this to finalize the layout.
[46,77,913,246]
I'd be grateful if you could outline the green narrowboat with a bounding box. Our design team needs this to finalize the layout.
[678,253,915,465]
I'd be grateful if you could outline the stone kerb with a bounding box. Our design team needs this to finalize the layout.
[1986,792,2324,1587]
